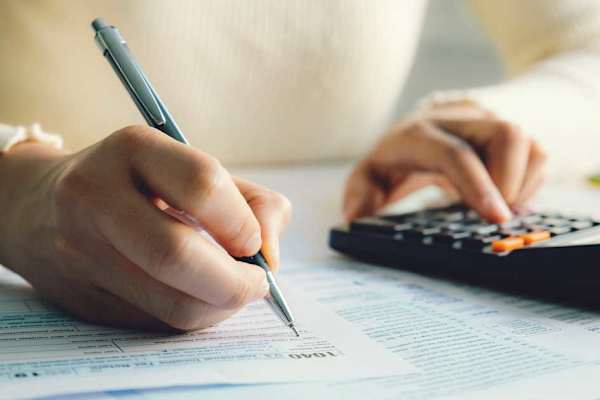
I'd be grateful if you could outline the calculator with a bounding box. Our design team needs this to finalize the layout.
[329,205,600,301]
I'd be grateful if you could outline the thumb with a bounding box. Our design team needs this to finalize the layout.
[234,178,292,272]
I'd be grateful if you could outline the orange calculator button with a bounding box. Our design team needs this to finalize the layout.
[521,231,551,245]
[492,237,525,253]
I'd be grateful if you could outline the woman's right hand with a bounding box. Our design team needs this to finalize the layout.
[0,125,292,331]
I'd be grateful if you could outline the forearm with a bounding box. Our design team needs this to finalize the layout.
[0,143,67,272]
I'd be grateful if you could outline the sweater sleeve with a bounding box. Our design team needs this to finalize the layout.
[0,123,63,153]
[432,0,600,178]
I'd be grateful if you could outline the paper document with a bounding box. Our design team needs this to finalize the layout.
[280,259,600,399]
[70,258,600,400]
[0,266,413,399]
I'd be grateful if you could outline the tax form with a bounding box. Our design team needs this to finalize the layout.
[0,266,414,400]
[74,258,600,400]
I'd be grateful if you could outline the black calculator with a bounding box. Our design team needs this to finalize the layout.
[329,205,600,301]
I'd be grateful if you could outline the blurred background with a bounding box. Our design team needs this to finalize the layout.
[397,0,503,116]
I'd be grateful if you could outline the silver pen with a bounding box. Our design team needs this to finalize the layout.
[91,18,299,337]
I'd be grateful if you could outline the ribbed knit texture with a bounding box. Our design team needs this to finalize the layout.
[0,0,425,165]
[1,0,599,172]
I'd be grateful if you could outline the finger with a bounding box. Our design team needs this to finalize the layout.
[56,237,238,331]
[432,117,531,204]
[234,178,292,272]
[343,161,387,220]
[514,141,547,205]
[94,186,269,309]
[516,173,544,205]
[432,115,506,148]
[91,244,238,331]
[372,122,511,222]
[385,172,459,205]
[116,128,262,257]
[426,127,512,222]
[420,102,494,122]
[484,123,531,204]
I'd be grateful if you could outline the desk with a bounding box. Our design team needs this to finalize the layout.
[6,163,600,400]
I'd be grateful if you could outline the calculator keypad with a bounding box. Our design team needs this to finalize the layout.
[349,206,600,253]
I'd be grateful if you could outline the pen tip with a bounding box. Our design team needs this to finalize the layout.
[291,325,300,337]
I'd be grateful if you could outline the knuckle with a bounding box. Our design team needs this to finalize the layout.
[109,125,153,150]
[495,121,524,144]
[229,212,260,254]
[115,125,154,144]
[271,192,293,216]
[445,140,473,164]
[403,120,428,140]
[531,141,548,163]
[184,154,224,201]
[147,234,190,280]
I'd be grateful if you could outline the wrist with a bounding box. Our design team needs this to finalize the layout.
[0,143,68,274]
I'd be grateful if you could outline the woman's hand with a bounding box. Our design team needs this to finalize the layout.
[344,102,547,222]
[0,125,292,331]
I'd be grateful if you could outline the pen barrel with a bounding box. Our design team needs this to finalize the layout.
[91,18,295,331]
[92,19,190,145]
[237,253,295,326]
[265,270,295,326]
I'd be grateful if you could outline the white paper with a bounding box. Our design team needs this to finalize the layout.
[69,258,600,400]
[0,266,413,400]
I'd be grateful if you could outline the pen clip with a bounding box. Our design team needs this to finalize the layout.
[94,24,166,127]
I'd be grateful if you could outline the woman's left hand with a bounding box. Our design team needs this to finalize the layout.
[343,101,547,223]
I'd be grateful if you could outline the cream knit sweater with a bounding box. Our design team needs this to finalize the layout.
[0,0,599,175]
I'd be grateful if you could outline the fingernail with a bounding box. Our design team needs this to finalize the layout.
[262,237,280,271]
[243,232,262,255]
[487,189,512,221]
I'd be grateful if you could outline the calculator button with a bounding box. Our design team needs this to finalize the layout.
[492,237,525,252]
[521,215,543,224]
[404,227,442,240]
[462,235,503,249]
[499,228,528,237]
[522,223,550,232]
[432,231,471,244]
[521,231,550,245]
[350,218,412,235]
[380,214,409,223]
[542,218,570,227]
[468,224,498,235]
[548,226,572,236]
[439,222,465,231]
[433,211,465,222]
[571,221,593,230]
[499,220,522,229]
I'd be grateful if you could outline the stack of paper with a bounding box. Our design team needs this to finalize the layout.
[6,256,600,399]
[0,266,413,399]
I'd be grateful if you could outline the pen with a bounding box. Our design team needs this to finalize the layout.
[91,18,299,337]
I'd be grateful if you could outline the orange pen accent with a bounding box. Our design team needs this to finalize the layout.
[521,231,551,245]
[492,237,525,253]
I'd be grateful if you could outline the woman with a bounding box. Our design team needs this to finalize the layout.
[0,0,599,330]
